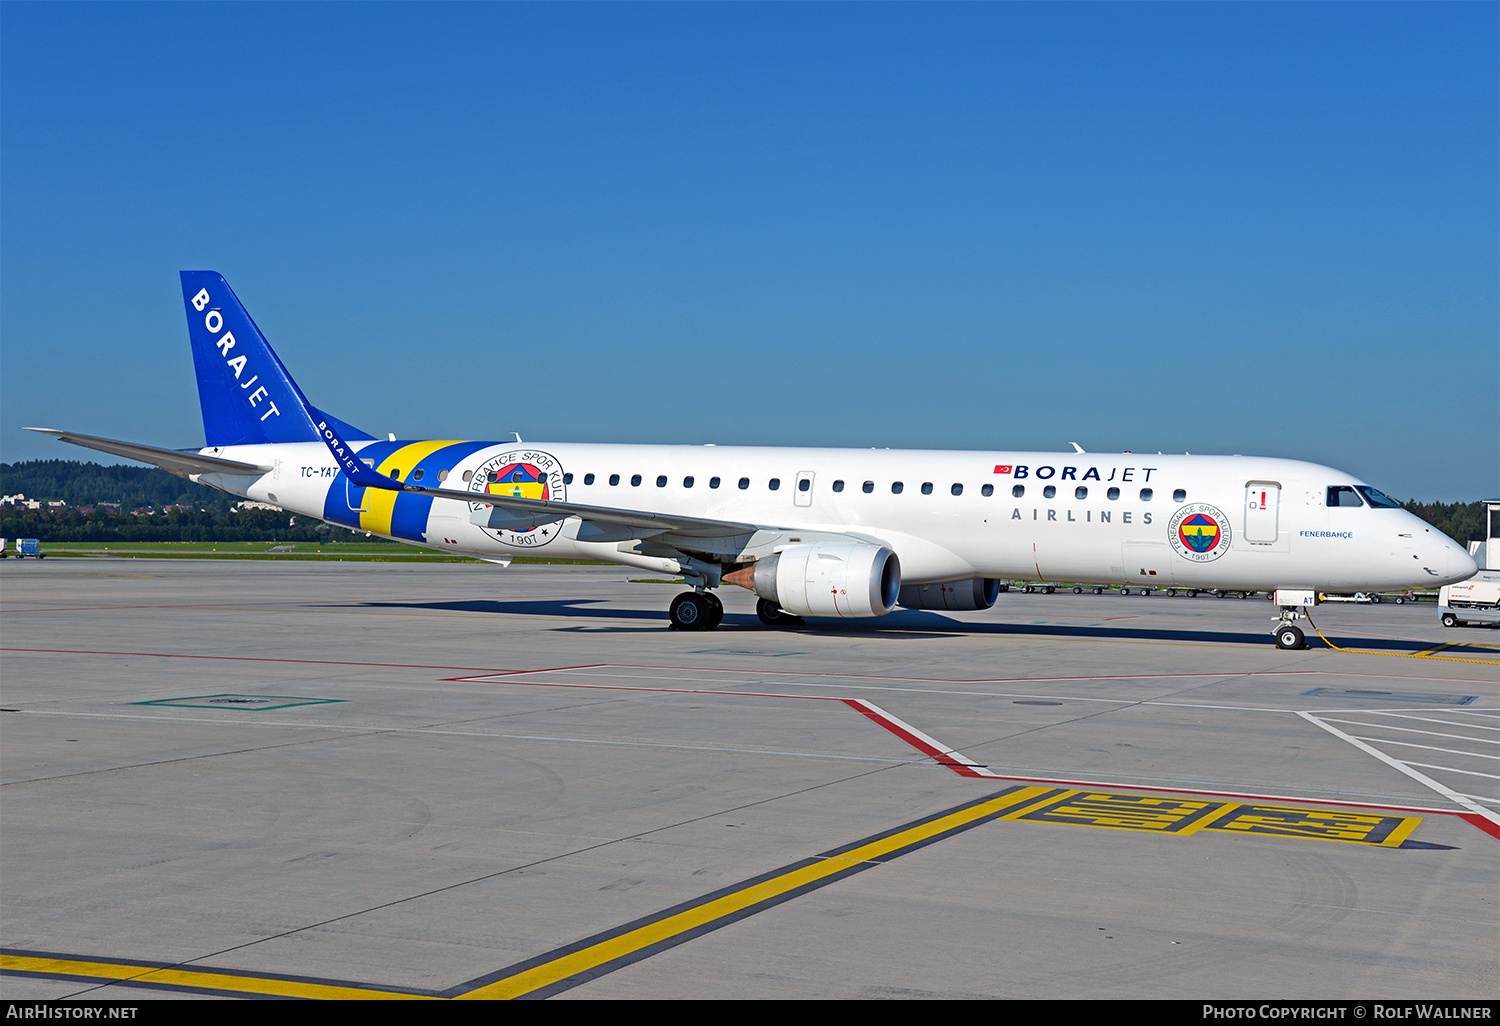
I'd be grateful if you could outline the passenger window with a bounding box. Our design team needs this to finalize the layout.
[1139,488,1152,501]
[561,472,571,485]
[951,483,963,496]
[1173,488,1186,502]
[892,482,904,494]
[1043,485,1056,499]
[920,482,933,495]
[832,480,845,492]
[1075,486,1087,500]
[609,474,620,486]
[413,469,425,481]
[462,470,474,483]
[684,476,694,488]
[656,475,667,487]
[1328,486,1364,507]
[862,481,874,493]
[438,469,450,482]
[1012,485,1024,498]
[769,478,781,490]
[798,478,810,492]
[631,474,642,487]
[584,473,595,485]
[390,468,401,480]
[981,483,993,497]
[738,477,750,490]
[1107,487,1119,500]
[710,477,721,489]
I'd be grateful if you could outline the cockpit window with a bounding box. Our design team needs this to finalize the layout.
[1327,486,1364,507]
[1355,486,1402,509]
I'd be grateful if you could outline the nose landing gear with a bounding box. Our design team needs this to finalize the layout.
[1275,623,1306,650]
[1271,592,1316,649]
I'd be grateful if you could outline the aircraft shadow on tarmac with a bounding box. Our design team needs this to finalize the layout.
[339,597,1464,651]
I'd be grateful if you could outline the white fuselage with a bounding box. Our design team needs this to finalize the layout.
[194,440,1476,594]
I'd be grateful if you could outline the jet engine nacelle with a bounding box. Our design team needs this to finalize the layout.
[741,542,901,618]
[898,578,1002,611]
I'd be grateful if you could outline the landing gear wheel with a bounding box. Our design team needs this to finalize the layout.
[701,592,724,630]
[1441,612,1458,628]
[756,598,802,627]
[670,592,712,631]
[1275,624,1305,650]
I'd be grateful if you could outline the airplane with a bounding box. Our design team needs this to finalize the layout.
[27,271,1478,650]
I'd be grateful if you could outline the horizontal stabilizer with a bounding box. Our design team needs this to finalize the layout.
[25,427,272,477]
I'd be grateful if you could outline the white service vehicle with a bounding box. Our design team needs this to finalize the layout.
[1439,501,1500,628]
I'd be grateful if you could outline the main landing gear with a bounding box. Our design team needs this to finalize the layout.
[669,590,723,631]
[755,598,803,627]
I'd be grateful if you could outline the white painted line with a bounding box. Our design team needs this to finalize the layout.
[1366,711,1500,730]
[1317,718,1500,744]
[1298,711,1500,827]
[1344,736,1500,760]
[1402,762,1500,781]
[844,699,1005,779]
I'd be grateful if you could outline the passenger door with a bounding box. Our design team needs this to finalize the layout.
[1244,482,1280,544]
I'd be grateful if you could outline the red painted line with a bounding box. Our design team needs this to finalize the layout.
[451,675,845,703]
[1459,812,1500,840]
[842,699,960,765]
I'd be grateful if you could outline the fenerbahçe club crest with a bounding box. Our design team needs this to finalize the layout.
[468,449,567,546]
[1168,503,1231,562]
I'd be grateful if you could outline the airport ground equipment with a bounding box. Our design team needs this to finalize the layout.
[1437,500,1500,628]
[14,539,43,559]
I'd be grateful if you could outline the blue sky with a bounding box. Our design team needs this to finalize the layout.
[2,2,1495,500]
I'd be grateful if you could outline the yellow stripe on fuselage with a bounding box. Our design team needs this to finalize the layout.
[359,441,464,537]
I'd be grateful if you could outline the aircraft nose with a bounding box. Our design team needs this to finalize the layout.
[1426,539,1478,585]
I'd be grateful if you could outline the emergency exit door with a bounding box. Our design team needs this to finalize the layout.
[1244,482,1280,543]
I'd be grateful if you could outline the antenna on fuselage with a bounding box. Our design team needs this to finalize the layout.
[1069,442,1085,454]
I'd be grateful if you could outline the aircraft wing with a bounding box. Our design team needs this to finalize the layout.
[25,428,273,477]
[392,479,762,538]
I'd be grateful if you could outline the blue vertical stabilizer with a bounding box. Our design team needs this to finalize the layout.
[180,271,375,448]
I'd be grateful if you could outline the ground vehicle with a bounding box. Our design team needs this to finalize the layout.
[14,539,44,559]
[1439,571,1500,628]
[1437,500,1500,628]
